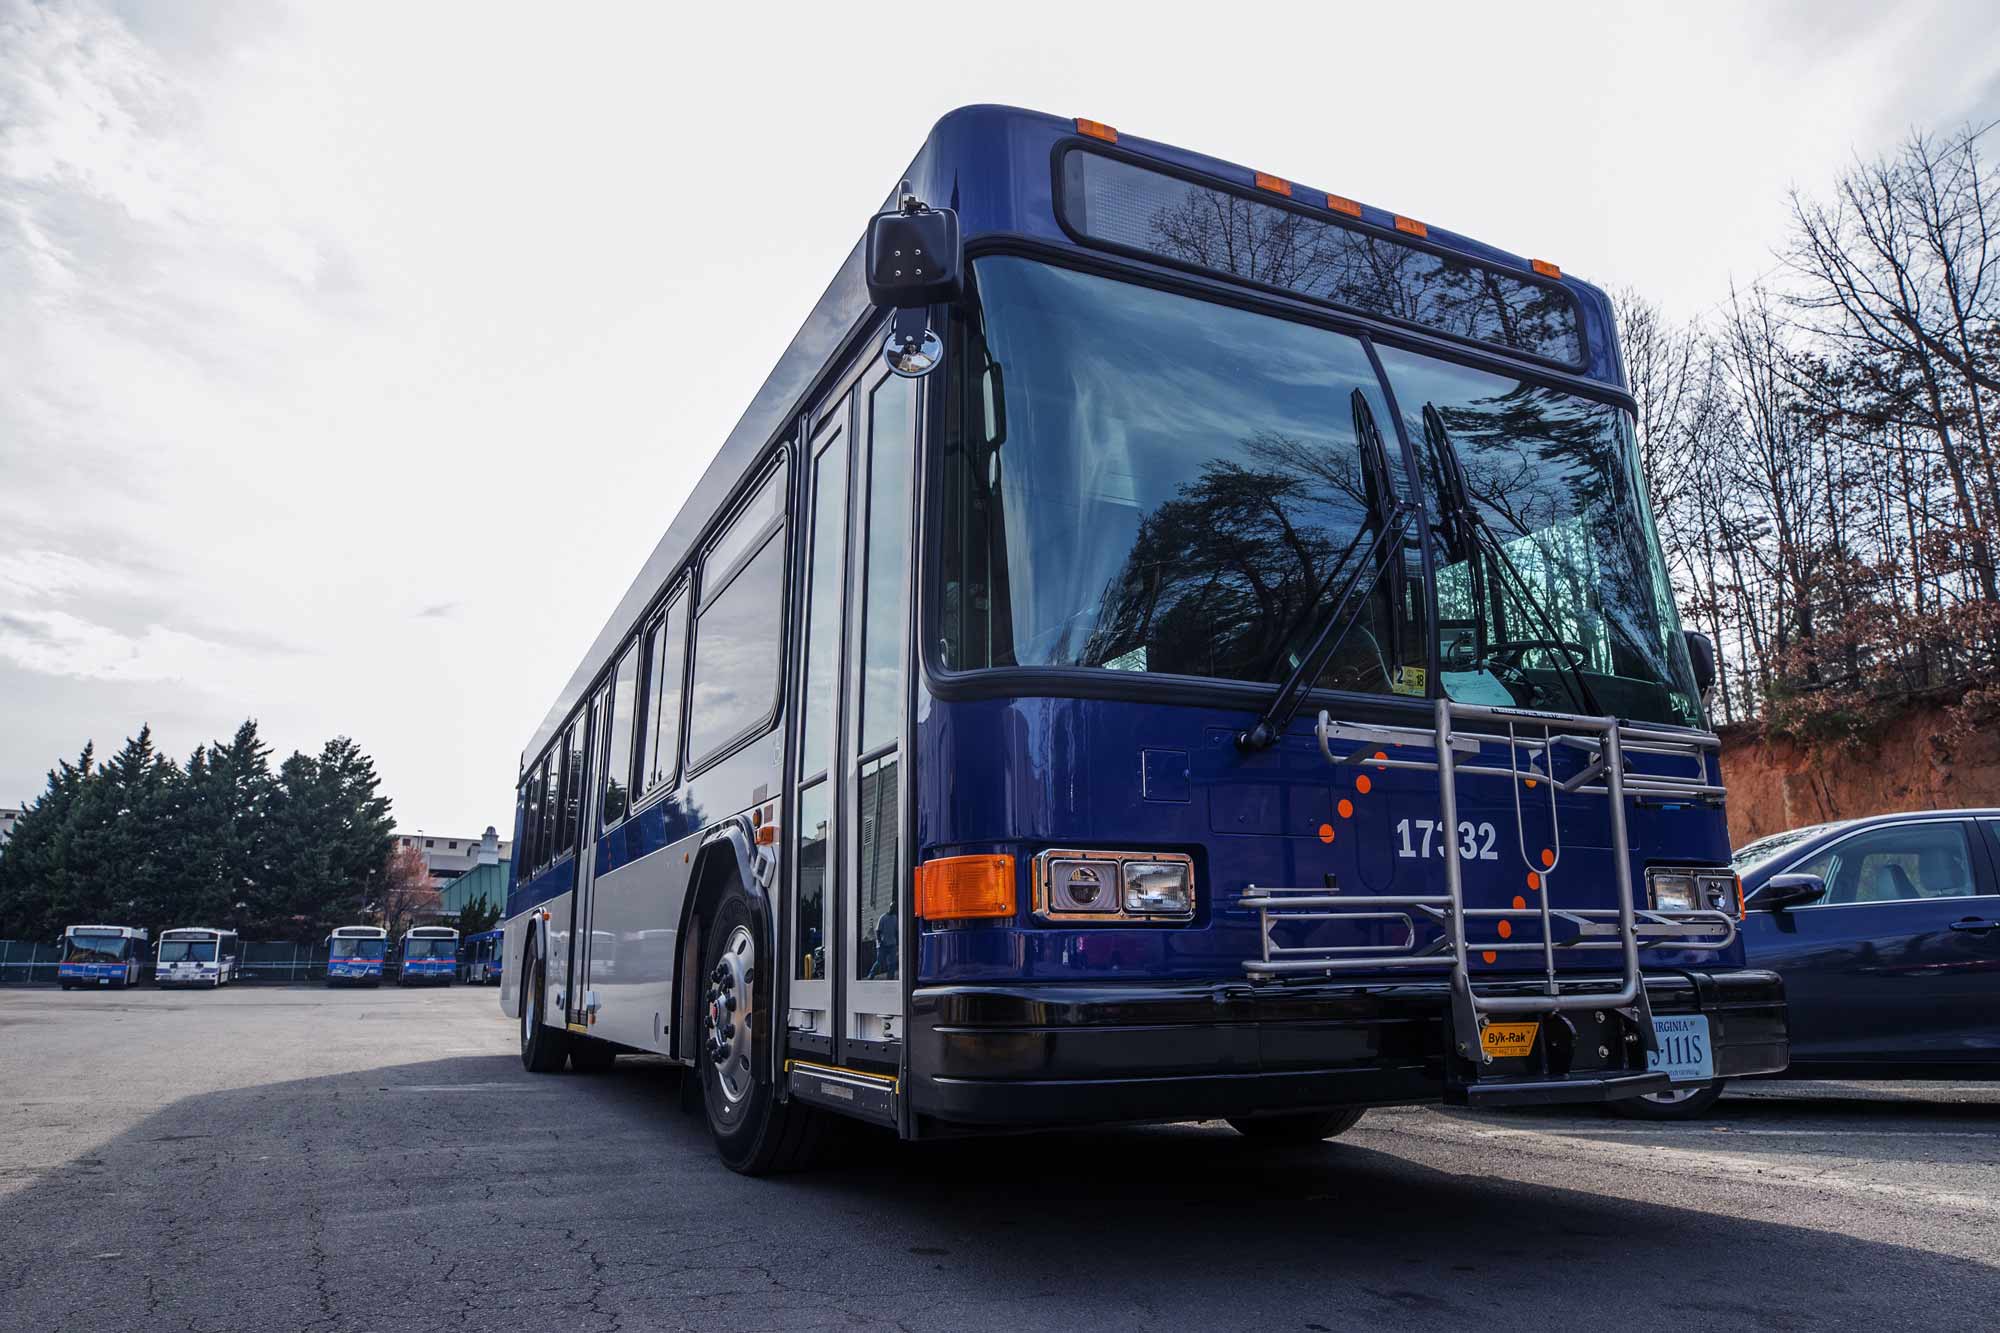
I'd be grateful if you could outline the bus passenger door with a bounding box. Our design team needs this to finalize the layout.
[786,362,917,1072]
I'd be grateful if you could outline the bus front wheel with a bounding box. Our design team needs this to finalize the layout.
[698,886,825,1175]
[520,945,568,1074]
[1226,1108,1368,1143]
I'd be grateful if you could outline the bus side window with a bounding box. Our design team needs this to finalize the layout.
[601,642,641,827]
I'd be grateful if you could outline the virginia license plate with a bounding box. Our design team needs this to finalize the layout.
[1648,1014,1714,1083]
[1480,1021,1540,1059]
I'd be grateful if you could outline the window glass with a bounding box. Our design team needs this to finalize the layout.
[601,644,640,827]
[640,596,688,796]
[561,721,585,850]
[855,754,899,981]
[707,461,787,585]
[939,257,1419,695]
[518,772,540,872]
[1793,823,1979,906]
[1375,343,1701,726]
[858,377,915,753]
[687,534,786,765]
[1060,149,1583,364]
[536,752,558,866]
[794,780,830,982]
[801,423,849,779]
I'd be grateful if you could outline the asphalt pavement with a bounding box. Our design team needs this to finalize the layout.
[1,984,1994,1332]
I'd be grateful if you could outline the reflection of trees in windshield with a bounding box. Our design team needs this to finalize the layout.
[332,938,386,960]
[159,940,216,962]
[404,938,454,959]
[66,935,131,963]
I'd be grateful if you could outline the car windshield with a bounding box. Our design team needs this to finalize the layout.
[403,937,453,959]
[159,940,215,962]
[334,938,386,960]
[1731,824,1835,874]
[66,934,131,963]
[936,257,1702,726]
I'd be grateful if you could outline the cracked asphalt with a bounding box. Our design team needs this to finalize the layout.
[2,985,1996,1332]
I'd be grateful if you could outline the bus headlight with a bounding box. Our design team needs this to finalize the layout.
[1647,867,1736,914]
[1122,861,1194,917]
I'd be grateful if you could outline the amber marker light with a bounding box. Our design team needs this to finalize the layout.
[1394,215,1428,237]
[916,854,1017,920]
[1254,171,1292,196]
[1075,118,1118,143]
[1325,193,1362,217]
[1531,258,1562,279]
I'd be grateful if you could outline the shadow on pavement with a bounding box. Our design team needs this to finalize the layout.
[1,1052,1991,1332]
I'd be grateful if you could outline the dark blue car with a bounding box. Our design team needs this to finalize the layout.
[1615,809,2000,1118]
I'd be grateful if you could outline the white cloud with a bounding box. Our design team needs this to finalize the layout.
[0,607,245,686]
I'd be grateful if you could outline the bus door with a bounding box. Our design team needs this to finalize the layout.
[561,701,601,1030]
[786,359,918,1072]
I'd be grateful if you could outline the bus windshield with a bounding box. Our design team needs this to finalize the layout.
[159,940,216,963]
[334,938,387,961]
[66,934,131,963]
[403,937,454,959]
[938,256,1699,726]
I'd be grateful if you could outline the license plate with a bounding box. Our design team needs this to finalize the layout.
[1480,1021,1539,1059]
[1648,1014,1714,1083]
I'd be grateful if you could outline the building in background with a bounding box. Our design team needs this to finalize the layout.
[436,857,510,921]
[395,826,511,891]
[0,807,20,855]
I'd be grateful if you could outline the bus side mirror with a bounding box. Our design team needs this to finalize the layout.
[1745,873,1825,912]
[866,183,960,380]
[1683,629,1717,700]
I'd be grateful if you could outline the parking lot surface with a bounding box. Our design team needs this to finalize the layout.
[1,984,1994,1332]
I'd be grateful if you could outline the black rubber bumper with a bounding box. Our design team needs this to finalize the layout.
[907,969,1786,1129]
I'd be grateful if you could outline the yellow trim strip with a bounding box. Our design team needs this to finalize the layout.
[565,1022,589,1034]
[784,1058,899,1094]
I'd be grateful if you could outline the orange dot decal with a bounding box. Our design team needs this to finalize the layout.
[1497,919,1513,939]
[1318,823,1335,844]
[1512,895,1527,910]
[1374,750,1388,763]
[1540,848,1555,868]
[1337,799,1354,819]
[1525,778,1538,789]
[1356,774,1373,795]
[1481,950,1498,964]
[1527,871,1541,891]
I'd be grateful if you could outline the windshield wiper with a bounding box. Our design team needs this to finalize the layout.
[1238,391,1415,752]
[1420,403,1605,718]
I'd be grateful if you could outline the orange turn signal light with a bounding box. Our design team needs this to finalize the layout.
[1531,258,1561,279]
[1075,118,1117,143]
[1324,193,1362,217]
[1254,171,1292,197]
[915,854,1016,920]
[1394,215,1427,238]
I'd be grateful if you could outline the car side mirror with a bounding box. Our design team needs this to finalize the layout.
[1745,873,1825,911]
[1683,629,1717,700]
[866,183,961,379]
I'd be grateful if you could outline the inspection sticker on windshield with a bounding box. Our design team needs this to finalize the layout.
[1480,1021,1539,1059]
[1648,1014,1713,1083]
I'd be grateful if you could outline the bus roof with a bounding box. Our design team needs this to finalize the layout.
[519,104,1626,768]
[331,925,388,937]
[67,924,147,937]
[405,926,459,937]
[161,926,234,937]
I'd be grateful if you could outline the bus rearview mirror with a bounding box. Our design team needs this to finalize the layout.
[867,184,960,380]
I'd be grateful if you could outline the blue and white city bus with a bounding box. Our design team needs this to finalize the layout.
[58,925,146,989]
[461,928,504,984]
[398,926,459,986]
[155,928,240,988]
[326,925,388,986]
[500,106,1787,1172]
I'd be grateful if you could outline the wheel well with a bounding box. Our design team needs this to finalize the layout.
[673,838,753,1062]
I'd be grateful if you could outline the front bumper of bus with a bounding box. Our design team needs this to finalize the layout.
[906,969,1785,1128]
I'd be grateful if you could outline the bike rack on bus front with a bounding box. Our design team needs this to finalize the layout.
[1239,698,1737,1085]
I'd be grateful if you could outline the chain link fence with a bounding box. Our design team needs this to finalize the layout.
[0,940,436,985]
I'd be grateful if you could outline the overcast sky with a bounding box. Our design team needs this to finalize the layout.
[3,0,1998,834]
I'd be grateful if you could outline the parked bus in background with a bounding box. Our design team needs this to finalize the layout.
[461,929,504,984]
[155,928,240,988]
[500,106,1786,1173]
[326,926,388,986]
[58,925,147,989]
[398,926,459,986]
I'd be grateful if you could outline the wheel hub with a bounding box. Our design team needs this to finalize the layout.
[705,925,755,1106]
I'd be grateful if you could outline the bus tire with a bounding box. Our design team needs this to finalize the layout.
[520,944,568,1074]
[1606,1080,1726,1120]
[1226,1108,1367,1143]
[698,886,825,1175]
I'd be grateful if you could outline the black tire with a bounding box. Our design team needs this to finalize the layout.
[698,886,826,1174]
[59,981,73,992]
[520,945,569,1074]
[569,1038,617,1074]
[1607,1080,1727,1120]
[1226,1108,1368,1143]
